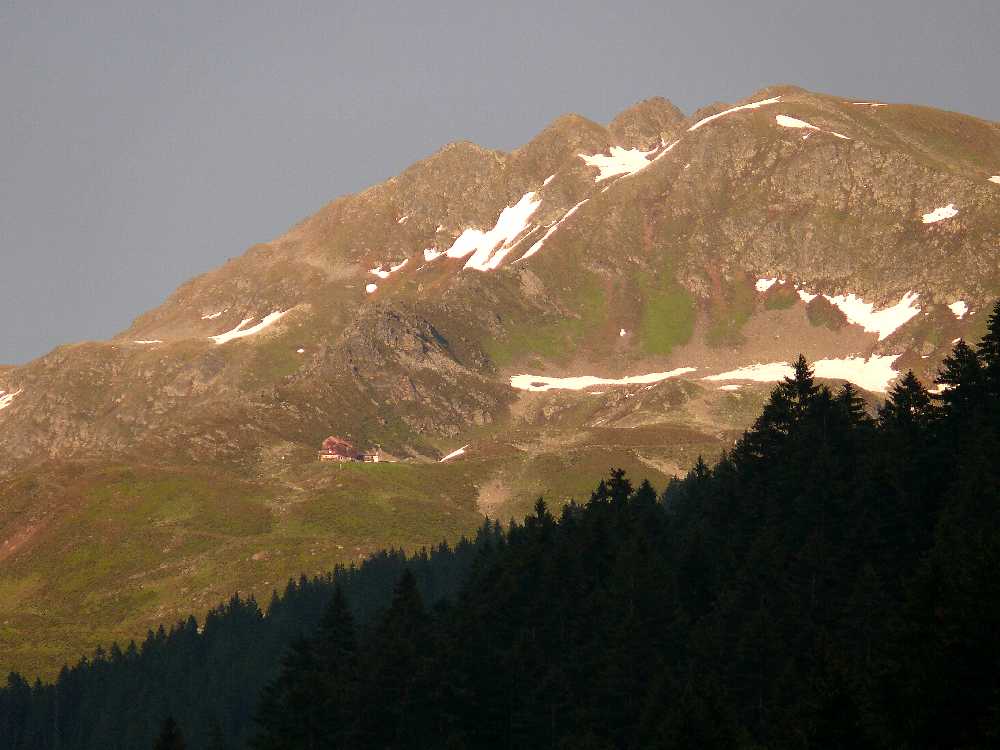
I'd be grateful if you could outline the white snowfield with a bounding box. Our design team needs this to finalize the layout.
[134,340,164,344]
[423,247,444,262]
[775,115,851,140]
[366,283,378,294]
[755,277,782,292]
[578,146,657,182]
[210,311,289,345]
[792,287,921,341]
[201,311,224,320]
[718,384,743,391]
[989,176,1000,185]
[704,354,902,393]
[775,115,819,131]
[369,259,409,279]
[0,389,23,412]
[824,291,921,341]
[948,301,969,320]
[439,445,468,462]
[687,96,782,132]
[447,192,542,271]
[922,204,958,224]
[510,368,697,392]
[520,199,589,261]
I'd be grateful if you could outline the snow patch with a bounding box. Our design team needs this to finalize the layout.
[775,115,851,140]
[133,340,164,344]
[439,445,468,462]
[366,283,378,294]
[948,301,969,320]
[989,176,1000,185]
[0,388,23,412]
[447,192,542,271]
[510,368,696,392]
[851,102,888,107]
[704,355,901,393]
[814,355,902,393]
[775,114,819,131]
[687,96,782,132]
[755,277,780,292]
[921,204,958,224]
[823,292,921,341]
[619,328,627,337]
[519,199,588,261]
[579,146,656,182]
[296,348,305,354]
[369,259,409,279]
[423,247,444,262]
[543,174,556,186]
[703,362,794,383]
[210,311,289,345]
[201,311,224,320]
[718,384,742,392]
[797,290,818,304]
[397,215,409,224]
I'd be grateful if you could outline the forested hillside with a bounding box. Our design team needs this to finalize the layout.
[4,304,1000,749]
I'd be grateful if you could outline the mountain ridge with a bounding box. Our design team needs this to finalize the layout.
[1,83,999,677]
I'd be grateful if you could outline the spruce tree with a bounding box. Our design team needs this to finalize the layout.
[835,382,870,426]
[784,354,820,418]
[976,299,1000,401]
[152,716,185,750]
[934,339,984,416]
[313,586,359,747]
[878,371,932,429]
[976,300,1000,370]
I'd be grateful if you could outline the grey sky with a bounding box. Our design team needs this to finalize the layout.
[2,0,998,364]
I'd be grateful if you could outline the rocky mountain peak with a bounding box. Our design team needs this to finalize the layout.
[609,96,685,148]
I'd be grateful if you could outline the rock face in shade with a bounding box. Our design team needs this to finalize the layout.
[2,84,1000,678]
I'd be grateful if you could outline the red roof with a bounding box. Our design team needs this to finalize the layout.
[321,436,356,456]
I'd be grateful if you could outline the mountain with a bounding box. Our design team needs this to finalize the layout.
[5,334,1000,749]
[2,84,999,677]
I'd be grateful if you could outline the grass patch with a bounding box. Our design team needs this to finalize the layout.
[806,297,848,330]
[764,286,798,310]
[484,272,607,367]
[638,264,696,356]
[244,333,304,387]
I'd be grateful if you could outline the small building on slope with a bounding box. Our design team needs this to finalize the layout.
[318,436,380,463]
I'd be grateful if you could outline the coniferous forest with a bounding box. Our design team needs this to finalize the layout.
[3,304,1000,749]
